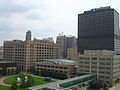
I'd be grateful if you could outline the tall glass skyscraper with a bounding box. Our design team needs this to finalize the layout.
[78,6,120,53]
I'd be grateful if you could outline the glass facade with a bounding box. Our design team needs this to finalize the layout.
[78,7,120,53]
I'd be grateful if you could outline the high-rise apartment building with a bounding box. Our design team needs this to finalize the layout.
[26,30,31,41]
[56,34,67,58]
[78,50,120,86]
[66,36,77,49]
[78,6,120,53]
[3,38,60,72]
[56,34,77,58]
[67,47,77,61]
[0,46,3,59]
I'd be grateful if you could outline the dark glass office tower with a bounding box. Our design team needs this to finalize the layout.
[26,30,31,41]
[78,6,120,53]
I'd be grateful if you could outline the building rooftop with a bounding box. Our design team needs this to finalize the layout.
[78,6,119,15]
[42,59,78,65]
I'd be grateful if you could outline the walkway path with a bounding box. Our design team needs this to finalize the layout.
[0,76,11,86]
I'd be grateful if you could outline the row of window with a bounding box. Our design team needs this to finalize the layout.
[37,65,68,69]
[79,57,112,61]
[79,61,112,65]
[79,65,112,69]
[79,69,112,75]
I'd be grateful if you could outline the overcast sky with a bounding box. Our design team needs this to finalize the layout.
[0,0,120,46]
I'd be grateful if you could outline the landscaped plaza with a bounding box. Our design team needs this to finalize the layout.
[0,73,56,90]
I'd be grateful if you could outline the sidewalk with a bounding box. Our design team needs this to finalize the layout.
[0,76,11,86]
[109,83,120,90]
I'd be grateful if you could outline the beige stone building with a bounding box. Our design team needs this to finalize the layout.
[78,50,120,86]
[3,38,60,72]
[67,47,77,61]
[36,59,78,78]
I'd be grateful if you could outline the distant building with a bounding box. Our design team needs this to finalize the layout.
[26,30,31,41]
[67,47,77,61]
[78,6,120,53]
[56,33,77,58]
[3,38,60,72]
[66,36,77,49]
[43,37,54,42]
[0,46,3,59]
[78,50,120,86]
[56,34,67,58]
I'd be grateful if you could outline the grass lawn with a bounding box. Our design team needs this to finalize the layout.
[3,75,20,85]
[1,75,56,90]
[0,85,28,90]
[3,75,55,85]
[0,85,11,90]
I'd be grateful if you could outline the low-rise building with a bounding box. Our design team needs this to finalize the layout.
[36,59,78,78]
[78,50,120,86]
[0,61,16,74]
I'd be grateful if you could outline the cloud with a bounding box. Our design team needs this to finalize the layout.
[25,9,47,20]
[0,0,31,17]
[0,0,120,46]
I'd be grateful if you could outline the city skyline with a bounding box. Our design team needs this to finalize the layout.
[0,0,120,46]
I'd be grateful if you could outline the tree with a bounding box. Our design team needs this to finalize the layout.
[20,77,26,88]
[26,75,34,87]
[15,69,20,74]
[11,82,17,90]
[2,69,7,75]
[89,81,103,89]
[7,69,10,75]
[0,69,2,75]
[30,67,36,74]
[36,70,40,75]
[18,73,24,79]
[11,69,14,75]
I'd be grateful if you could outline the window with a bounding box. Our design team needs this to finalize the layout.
[91,66,97,69]
[99,57,105,61]
[91,70,97,73]
[99,62,105,65]
[85,61,90,64]
[91,62,97,64]
[99,66,105,69]
[79,61,84,64]
[64,67,68,69]
[106,76,111,79]
[84,70,89,72]
[84,65,90,68]
[99,75,104,78]
[99,71,105,74]
[106,71,111,74]
[106,62,112,65]
[79,65,83,68]
[106,67,112,69]
[106,58,112,61]
[91,57,97,60]
[79,57,90,60]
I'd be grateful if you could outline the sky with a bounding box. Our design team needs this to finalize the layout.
[0,0,120,46]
